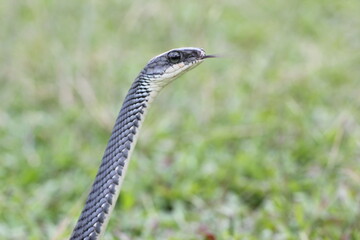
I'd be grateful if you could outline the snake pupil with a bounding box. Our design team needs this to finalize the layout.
[167,51,182,63]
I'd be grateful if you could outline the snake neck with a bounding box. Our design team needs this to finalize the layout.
[70,75,160,240]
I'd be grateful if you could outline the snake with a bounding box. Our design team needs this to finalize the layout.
[70,47,215,240]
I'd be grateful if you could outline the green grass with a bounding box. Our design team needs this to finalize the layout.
[1,0,360,239]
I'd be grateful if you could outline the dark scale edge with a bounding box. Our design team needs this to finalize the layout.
[103,100,147,159]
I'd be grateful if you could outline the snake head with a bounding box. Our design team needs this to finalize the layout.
[140,47,215,89]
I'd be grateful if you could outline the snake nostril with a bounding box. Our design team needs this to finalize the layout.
[197,50,206,59]
[190,51,201,59]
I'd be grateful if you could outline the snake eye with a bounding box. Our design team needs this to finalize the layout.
[167,51,182,64]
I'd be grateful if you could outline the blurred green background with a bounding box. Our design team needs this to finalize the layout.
[1,0,360,239]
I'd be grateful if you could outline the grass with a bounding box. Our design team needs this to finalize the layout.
[1,0,360,239]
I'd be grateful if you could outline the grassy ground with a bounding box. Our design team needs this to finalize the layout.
[1,0,360,239]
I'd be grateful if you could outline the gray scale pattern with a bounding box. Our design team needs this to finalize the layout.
[70,76,151,240]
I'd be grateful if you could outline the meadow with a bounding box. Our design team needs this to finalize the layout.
[1,0,360,239]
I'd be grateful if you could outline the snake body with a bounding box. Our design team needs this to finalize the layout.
[70,47,214,239]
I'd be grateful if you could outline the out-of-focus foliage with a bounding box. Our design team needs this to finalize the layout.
[1,0,359,239]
